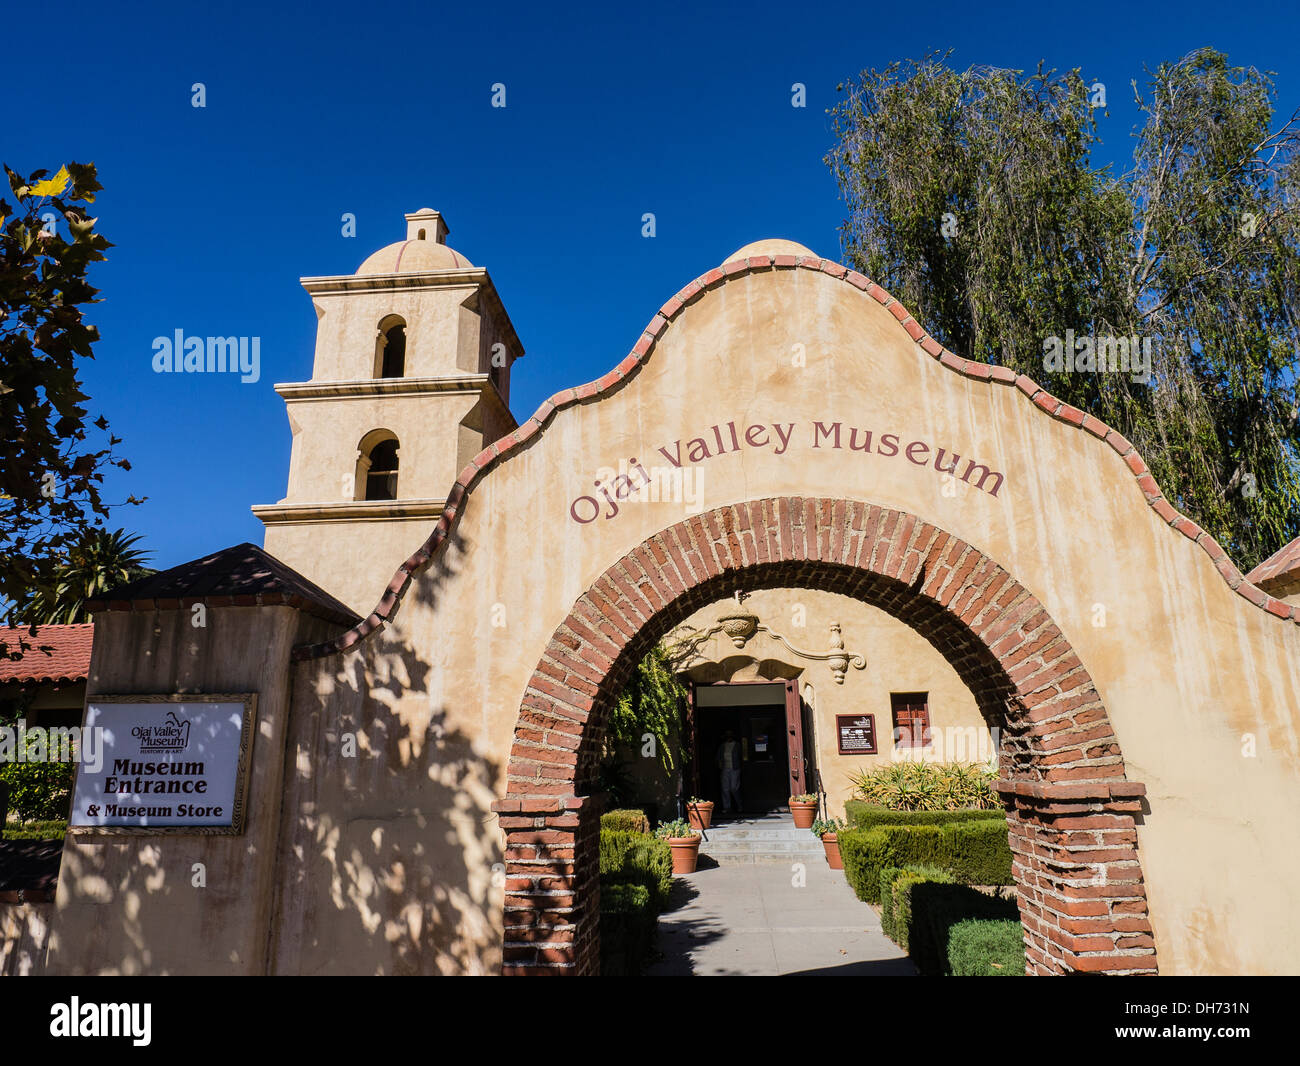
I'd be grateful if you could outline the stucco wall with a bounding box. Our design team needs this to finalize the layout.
[45,605,339,975]
[0,901,50,976]
[289,255,1300,975]
[264,514,442,616]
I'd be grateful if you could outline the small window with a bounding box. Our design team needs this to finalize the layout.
[380,324,406,378]
[890,693,930,749]
[364,438,399,500]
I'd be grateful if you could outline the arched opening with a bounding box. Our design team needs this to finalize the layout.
[494,498,1155,976]
[374,316,407,379]
[355,430,400,501]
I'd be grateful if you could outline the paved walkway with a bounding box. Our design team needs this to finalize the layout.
[645,857,916,976]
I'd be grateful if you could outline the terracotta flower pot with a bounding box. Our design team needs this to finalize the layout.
[821,832,843,870]
[789,800,818,829]
[666,836,701,874]
[686,801,714,830]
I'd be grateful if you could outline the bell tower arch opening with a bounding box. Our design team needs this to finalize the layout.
[374,315,407,379]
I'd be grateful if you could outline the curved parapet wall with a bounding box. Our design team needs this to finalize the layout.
[297,253,1297,662]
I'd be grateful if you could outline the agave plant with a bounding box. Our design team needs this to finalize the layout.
[848,761,999,811]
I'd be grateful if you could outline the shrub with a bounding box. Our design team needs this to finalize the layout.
[947,918,1026,976]
[842,825,940,902]
[0,754,74,822]
[840,821,1013,902]
[844,801,1004,830]
[890,866,956,951]
[2,818,68,840]
[879,864,953,943]
[601,808,651,834]
[946,819,1014,886]
[847,761,999,810]
[599,882,656,975]
[599,829,672,910]
[908,882,1021,975]
[878,867,905,938]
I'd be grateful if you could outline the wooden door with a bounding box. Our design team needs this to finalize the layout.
[686,682,700,799]
[783,679,805,798]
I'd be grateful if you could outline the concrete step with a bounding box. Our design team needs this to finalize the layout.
[701,849,829,866]
[701,828,815,842]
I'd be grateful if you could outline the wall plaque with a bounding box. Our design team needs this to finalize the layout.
[69,694,257,835]
[836,713,877,755]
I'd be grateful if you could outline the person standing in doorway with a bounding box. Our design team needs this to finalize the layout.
[717,729,743,815]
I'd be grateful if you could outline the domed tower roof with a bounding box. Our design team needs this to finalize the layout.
[355,208,475,274]
[725,238,818,261]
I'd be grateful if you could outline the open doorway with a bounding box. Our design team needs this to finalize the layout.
[693,681,810,815]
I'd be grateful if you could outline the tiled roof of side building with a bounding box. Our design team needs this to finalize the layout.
[1246,536,1300,592]
[0,623,94,684]
[84,542,362,628]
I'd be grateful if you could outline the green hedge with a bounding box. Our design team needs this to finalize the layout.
[841,820,1013,903]
[880,865,953,948]
[2,818,68,841]
[598,827,673,974]
[599,829,672,910]
[947,918,1026,976]
[845,801,1005,831]
[909,882,1022,976]
[599,883,656,976]
[601,808,651,834]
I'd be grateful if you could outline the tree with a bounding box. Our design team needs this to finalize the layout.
[826,49,1300,568]
[599,644,688,807]
[16,527,153,624]
[0,162,137,652]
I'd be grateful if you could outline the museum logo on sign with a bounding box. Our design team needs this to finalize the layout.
[132,710,191,753]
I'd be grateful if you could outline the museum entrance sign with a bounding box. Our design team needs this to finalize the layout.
[69,694,257,834]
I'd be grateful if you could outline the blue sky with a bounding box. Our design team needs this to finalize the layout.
[7,0,1298,572]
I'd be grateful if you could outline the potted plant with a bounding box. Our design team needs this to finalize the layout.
[655,818,702,874]
[788,793,819,829]
[685,797,714,830]
[812,817,846,869]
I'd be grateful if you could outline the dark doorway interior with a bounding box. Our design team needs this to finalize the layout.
[695,684,790,815]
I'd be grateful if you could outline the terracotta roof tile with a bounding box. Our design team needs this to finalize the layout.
[1246,536,1300,591]
[0,623,94,684]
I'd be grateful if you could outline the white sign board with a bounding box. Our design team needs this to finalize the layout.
[70,696,256,834]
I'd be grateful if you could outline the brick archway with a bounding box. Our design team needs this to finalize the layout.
[493,497,1156,975]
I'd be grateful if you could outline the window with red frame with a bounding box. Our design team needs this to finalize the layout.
[890,693,931,748]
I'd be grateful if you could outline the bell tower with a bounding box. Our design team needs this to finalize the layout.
[253,208,524,612]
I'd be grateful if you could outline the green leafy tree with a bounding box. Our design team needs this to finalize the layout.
[0,162,138,651]
[826,49,1300,567]
[17,527,152,624]
[600,645,688,804]
[0,733,75,823]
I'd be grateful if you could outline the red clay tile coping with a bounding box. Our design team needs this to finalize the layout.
[292,255,1297,661]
